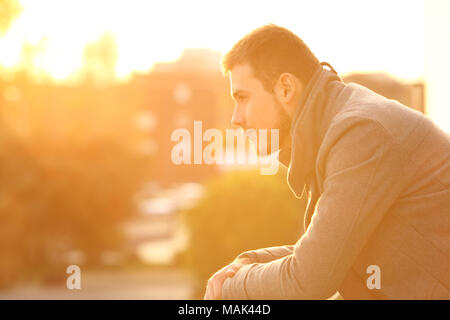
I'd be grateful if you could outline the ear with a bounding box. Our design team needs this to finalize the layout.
[274,73,298,103]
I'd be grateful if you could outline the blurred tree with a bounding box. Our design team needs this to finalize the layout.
[0,134,153,287]
[0,0,22,35]
[183,169,307,298]
[82,32,118,86]
[0,80,154,287]
[0,0,22,120]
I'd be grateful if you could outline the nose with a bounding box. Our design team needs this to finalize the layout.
[231,105,246,128]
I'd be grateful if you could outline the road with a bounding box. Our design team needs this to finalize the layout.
[0,268,194,300]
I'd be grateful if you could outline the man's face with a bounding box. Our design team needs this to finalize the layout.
[230,63,291,154]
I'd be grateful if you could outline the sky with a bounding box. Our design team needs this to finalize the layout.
[0,0,449,131]
[0,0,425,81]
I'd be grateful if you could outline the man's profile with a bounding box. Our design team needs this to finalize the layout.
[204,24,449,300]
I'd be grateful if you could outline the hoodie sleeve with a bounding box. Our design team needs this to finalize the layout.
[222,119,407,299]
[235,246,295,263]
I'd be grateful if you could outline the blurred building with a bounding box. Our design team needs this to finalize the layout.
[125,48,232,186]
[152,48,222,74]
[343,73,425,114]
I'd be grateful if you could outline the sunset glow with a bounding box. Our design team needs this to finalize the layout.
[0,0,425,82]
[1,0,449,130]
[0,0,449,301]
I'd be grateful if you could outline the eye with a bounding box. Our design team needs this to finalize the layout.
[236,94,248,103]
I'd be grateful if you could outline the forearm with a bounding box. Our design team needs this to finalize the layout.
[235,245,295,263]
[222,254,308,300]
[222,238,337,300]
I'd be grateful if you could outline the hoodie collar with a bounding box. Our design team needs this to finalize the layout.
[279,62,343,198]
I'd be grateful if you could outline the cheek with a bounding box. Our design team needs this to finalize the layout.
[248,98,278,128]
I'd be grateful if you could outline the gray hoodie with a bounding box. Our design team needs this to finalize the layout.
[221,64,450,299]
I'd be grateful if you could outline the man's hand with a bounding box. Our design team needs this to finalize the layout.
[203,257,251,300]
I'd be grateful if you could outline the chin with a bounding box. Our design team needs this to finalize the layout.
[245,128,282,156]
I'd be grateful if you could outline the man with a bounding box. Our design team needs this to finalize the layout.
[204,24,450,300]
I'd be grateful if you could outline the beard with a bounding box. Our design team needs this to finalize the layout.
[247,101,291,156]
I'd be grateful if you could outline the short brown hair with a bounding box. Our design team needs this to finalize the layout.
[221,24,320,91]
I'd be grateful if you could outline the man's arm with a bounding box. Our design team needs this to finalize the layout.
[222,119,408,299]
[235,245,295,263]
[204,246,295,299]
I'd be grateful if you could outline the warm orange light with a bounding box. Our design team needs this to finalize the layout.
[0,0,425,83]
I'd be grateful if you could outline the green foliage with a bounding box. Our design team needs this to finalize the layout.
[183,169,307,297]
